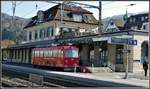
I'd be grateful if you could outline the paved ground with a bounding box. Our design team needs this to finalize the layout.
[91,72,149,88]
[53,72,149,88]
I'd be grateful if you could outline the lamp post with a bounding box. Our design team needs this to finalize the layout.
[124,3,136,79]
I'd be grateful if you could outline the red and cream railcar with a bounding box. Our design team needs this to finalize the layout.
[32,46,80,69]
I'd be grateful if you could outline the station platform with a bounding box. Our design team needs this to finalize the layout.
[2,63,149,88]
[48,71,149,88]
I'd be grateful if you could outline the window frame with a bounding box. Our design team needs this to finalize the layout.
[73,14,82,22]
[115,47,124,64]
[29,31,32,40]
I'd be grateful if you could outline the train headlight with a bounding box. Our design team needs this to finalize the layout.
[71,59,74,61]
[65,60,68,63]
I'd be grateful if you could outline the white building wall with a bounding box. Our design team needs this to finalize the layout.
[132,34,149,73]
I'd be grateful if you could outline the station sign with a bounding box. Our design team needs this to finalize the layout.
[108,37,137,45]
[108,37,129,45]
[128,40,137,45]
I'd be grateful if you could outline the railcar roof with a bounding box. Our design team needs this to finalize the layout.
[33,45,78,50]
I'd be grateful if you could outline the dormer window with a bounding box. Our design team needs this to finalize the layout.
[130,18,132,22]
[142,23,149,31]
[145,16,148,19]
[73,14,82,22]
[110,22,114,25]
[141,17,145,21]
[37,10,44,22]
[49,14,52,19]
[143,25,146,30]
[133,18,136,22]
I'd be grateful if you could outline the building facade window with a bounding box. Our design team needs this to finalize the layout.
[37,26,54,39]
[47,26,53,37]
[115,46,123,64]
[40,29,45,38]
[29,31,32,40]
[73,14,82,22]
[35,30,38,39]
[47,27,50,37]
[44,28,47,38]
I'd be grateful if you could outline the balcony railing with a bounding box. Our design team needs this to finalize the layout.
[56,31,98,39]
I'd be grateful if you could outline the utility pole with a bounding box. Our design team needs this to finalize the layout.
[99,0,101,35]
[12,1,16,30]
[124,44,129,79]
[123,3,136,79]
[12,1,17,43]
[60,2,63,27]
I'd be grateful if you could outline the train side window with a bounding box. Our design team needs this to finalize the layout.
[55,50,57,57]
[35,51,37,57]
[43,51,45,57]
[37,51,40,57]
[49,50,52,57]
[53,50,56,57]
[59,50,62,57]
[45,50,49,57]
[57,50,60,57]
[54,50,57,57]
[44,50,48,57]
[48,51,50,57]
[43,51,46,57]
[34,51,36,57]
[32,51,35,57]
[40,51,43,57]
[56,50,59,57]
[58,50,61,57]
[52,50,54,57]
[56,50,58,57]
[42,51,44,57]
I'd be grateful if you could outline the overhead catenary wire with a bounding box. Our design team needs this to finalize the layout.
[3,1,23,13]
[102,1,114,5]
[102,3,136,11]
[21,3,52,18]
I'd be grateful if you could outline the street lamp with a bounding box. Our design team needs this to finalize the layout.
[123,3,136,79]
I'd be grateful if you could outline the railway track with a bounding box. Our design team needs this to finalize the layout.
[2,64,140,87]
[2,68,93,87]
[2,70,65,87]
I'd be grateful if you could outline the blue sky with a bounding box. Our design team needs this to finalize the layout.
[1,1,149,19]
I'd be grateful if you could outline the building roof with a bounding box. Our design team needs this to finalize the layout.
[24,4,98,29]
[124,13,149,30]
[112,19,126,27]
[1,40,15,48]
[103,18,126,33]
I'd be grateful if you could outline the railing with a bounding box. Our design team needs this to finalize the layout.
[56,32,97,39]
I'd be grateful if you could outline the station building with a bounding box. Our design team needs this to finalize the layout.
[2,4,149,73]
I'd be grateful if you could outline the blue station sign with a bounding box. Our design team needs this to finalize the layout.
[128,40,137,45]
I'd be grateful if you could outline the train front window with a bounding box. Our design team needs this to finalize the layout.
[64,50,78,58]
